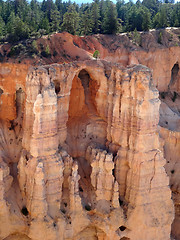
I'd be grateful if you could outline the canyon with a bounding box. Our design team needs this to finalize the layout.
[0,28,179,240]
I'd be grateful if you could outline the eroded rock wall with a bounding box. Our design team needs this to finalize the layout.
[159,127,180,240]
[0,60,174,240]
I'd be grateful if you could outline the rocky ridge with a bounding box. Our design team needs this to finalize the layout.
[0,60,174,240]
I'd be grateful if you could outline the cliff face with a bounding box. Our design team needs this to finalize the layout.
[0,60,174,240]
[0,29,180,240]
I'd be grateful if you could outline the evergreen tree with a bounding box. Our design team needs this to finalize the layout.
[26,0,41,32]
[91,1,101,34]
[2,0,14,23]
[102,0,118,34]
[50,9,61,32]
[142,8,151,31]
[171,3,180,27]
[142,0,159,16]
[14,0,30,22]
[61,5,79,35]
[153,5,168,28]
[41,0,55,21]
[0,16,5,36]
[39,15,50,33]
[55,0,62,12]
[0,0,178,42]
[79,8,93,35]
[7,12,29,42]
[99,0,106,32]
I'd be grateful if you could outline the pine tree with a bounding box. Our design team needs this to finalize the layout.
[79,8,93,35]
[41,0,56,21]
[99,0,106,32]
[102,0,118,34]
[7,12,29,42]
[91,1,101,34]
[153,5,168,28]
[61,5,79,35]
[55,0,62,11]
[142,8,151,31]
[0,16,5,36]
[39,15,50,33]
[142,0,159,16]
[50,9,61,32]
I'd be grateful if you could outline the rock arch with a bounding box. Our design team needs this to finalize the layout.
[66,68,107,158]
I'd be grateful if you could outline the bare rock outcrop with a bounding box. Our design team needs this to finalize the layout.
[0,60,173,240]
[159,127,180,240]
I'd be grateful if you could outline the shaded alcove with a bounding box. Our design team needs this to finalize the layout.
[16,88,25,117]
[53,79,60,94]
[170,63,179,87]
[66,69,107,158]
[66,69,107,209]
[0,88,3,98]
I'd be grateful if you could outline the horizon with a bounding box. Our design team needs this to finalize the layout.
[62,0,123,3]
[62,0,180,3]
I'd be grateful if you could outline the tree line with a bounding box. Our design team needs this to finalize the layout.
[0,0,179,43]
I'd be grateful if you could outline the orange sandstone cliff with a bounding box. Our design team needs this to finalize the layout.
[0,28,179,240]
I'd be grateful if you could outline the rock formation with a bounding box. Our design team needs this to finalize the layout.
[0,59,174,239]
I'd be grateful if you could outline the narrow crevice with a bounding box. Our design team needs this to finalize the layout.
[75,157,96,210]
[16,88,25,118]
[169,63,179,87]
[119,226,126,231]
[21,206,29,216]
[0,88,3,98]
[53,80,60,94]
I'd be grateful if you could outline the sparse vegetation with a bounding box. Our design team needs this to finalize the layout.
[132,28,141,46]
[8,44,26,57]
[31,40,38,53]
[41,45,51,58]
[93,50,100,60]
[158,31,163,44]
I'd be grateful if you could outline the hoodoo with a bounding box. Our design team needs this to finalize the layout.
[0,60,174,240]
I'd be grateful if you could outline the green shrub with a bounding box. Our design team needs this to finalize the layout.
[132,29,141,46]
[158,31,162,44]
[30,40,38,54]
[41,45,51,57]
[93,50,100,59]
[8,43,25,57]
